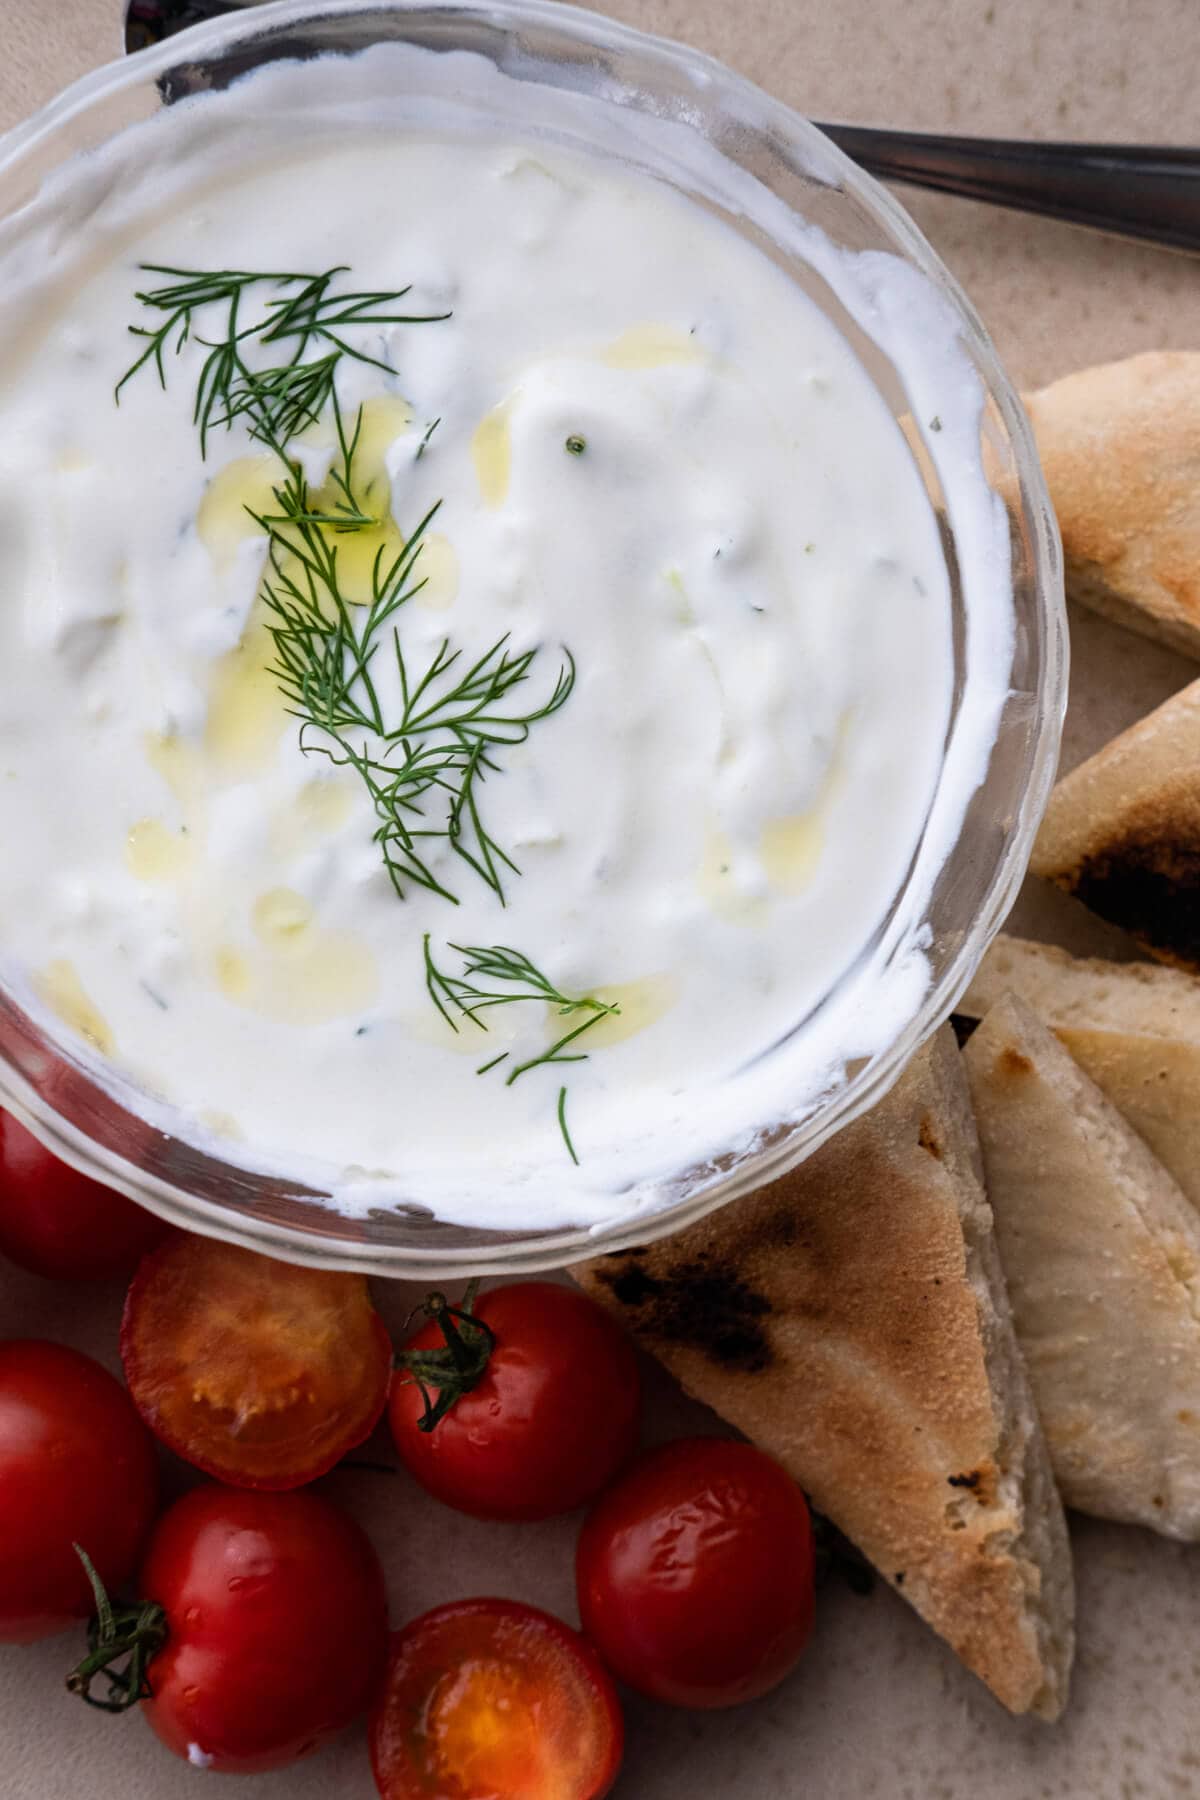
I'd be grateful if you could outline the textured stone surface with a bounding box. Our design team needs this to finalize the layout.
[3,2,1200,1795]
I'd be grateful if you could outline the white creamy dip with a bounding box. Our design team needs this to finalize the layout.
[0,42,1007,1231]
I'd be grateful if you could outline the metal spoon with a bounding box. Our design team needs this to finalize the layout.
[125,0,1200,254]
[817,124,1200,254]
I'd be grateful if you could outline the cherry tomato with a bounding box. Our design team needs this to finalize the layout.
[0,1110,169,1281]
[389,1282,640,1521]
[123,1485,388,1774]
[577,1437,816,1709]
[120,1234,392,1489]
[0,1340,157,1644]
[370,1598,623,1800]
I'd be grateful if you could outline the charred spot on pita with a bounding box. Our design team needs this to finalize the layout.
[947,1466,998,1505]
[1066,829,1200,968]
[597,1254,775,1373]
[917,1114,944,1160]
[605,1264,659,1307]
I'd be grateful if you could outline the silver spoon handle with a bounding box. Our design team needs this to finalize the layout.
[817,124,1200,253]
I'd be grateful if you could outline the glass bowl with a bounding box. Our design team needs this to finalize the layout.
[0,0,1065,1277]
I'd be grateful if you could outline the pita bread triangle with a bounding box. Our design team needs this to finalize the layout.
[964,992,1200,1540]
[573,1025,1074,1719]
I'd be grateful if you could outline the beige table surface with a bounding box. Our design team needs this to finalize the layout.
[3,0,1200,1795]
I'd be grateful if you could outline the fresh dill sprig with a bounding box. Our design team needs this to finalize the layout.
[120,266,574,906]
[423,938,619,1054]
[424,937,618,1154]
[116,264,450,456]
[557,1087,579,1165]
[253,401,575,904]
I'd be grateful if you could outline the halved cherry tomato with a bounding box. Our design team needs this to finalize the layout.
[370,1598,623,1800]
[0,1110,169,1281]
[389,1281,640,1520]
[72,1484,388,1774]
[577,1437,816,1709]
[0,1340,157,1643]
[120,1235,392,1488]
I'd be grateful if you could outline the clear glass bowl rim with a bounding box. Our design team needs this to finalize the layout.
[0,0,1066,1276]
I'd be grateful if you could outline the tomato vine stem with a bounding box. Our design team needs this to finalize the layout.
[65,1546,167,1714]
[394,1279,498,1433]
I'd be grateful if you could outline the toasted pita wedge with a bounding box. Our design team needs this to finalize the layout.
[573,1027,1074,1720]
[1030,677,1200,972]
[964,995,1200,1540]
[1024,352,1200,659]
[959,935,1200,1213]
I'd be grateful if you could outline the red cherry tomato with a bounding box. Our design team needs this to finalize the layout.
[120,1234,392,1489]
[389,1282,640,1521]
[0,1340,157,1644]
[0,1111,169,1281]
[370,1598,623,1800]
[577,1437,816,1709]
[132,1485,387,1774]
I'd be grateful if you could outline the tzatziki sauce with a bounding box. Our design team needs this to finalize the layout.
[0,43,1002,1231]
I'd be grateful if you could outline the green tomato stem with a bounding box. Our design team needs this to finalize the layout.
[66,1546,167,1715]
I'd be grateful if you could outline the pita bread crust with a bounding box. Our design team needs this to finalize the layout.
[1025,352,1200,659]
[960,936,1200,1211]
[964,995,1200,1540]
[1030,677,1200,972]
[573,1028,1073,1720]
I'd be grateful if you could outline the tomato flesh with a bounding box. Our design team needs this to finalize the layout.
[389,1281,640,1520]
[121,1234,392,1488]
[0,1340,157,1643]
[371,1599,622,1800]
[577,1437,816,1709]
[0,1110,169,1281]
[139,1485,388,1774]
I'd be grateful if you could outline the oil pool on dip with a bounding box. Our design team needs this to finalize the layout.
[0,47,959,1231]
